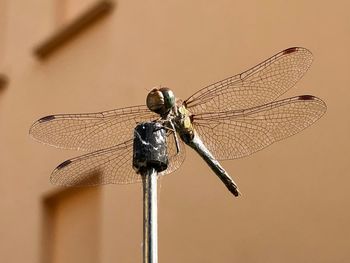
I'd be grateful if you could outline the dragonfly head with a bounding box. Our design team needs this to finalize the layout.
[146,87,175,115]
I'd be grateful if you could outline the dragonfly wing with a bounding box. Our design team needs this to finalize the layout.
[50,140,140,185]
[185,47,313,113]
[192,95,326,160]
[30,105,158,151]
[50,131,186,186]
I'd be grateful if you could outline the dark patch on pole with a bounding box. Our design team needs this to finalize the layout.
[133,122,168,174]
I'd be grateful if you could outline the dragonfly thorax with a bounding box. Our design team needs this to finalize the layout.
[146,87,175,116]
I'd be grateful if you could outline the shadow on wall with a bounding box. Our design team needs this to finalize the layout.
[0,73,8,93]
[41,171,102,263]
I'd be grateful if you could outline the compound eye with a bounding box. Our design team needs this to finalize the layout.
[146,89,165,113]
[159,87,175,110]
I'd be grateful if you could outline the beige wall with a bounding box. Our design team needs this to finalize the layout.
[1,0,349,262]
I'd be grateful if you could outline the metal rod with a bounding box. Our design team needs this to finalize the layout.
[134,122,167,263]
[142,167,158,263]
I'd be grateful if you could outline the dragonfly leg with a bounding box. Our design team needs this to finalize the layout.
[169,120,180,154]
[161,120,180,154]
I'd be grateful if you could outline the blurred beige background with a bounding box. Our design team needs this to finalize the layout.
[0,0,349,262]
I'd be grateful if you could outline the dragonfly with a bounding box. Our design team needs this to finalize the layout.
[30,47,326,197]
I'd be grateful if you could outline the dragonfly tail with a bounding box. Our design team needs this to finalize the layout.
[187,133,241,197]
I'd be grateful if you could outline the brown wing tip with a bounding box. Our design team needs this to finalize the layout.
[38,115,56,123]
[297,95,327,112]
[298,95,316,100]
[282,47,299,55]
[56,159,72,170]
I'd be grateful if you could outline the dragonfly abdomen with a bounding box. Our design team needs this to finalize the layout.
[186,132,240,197]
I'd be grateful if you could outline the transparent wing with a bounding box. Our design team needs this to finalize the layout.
[184,47,313,113]
[192,95,326,160]
[50,131,186,186]
[30,105,158,151]
[50,140,137,185]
